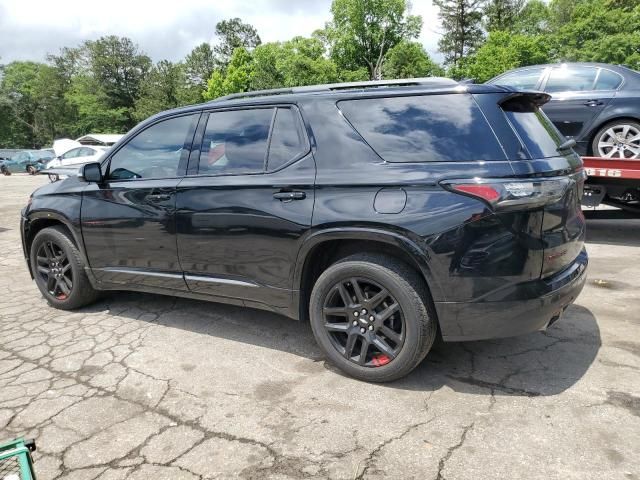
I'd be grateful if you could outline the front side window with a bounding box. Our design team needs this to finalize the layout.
[545,66,598,93]
[108,114,196,180]
[62,148,82,159]
[491,68,545,90]
[198,108,273,175]
[338,94,506,163]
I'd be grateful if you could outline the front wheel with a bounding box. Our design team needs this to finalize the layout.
[309,254,437,382]
[592,120,640,159]
[30,226,100,310]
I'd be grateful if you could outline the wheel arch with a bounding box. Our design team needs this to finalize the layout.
[24,211,90,280]
[293,228,443,322]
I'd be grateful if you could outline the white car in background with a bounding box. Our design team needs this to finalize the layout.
[46,146,108,169]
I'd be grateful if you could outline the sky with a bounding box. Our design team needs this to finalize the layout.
[0,0,442,64]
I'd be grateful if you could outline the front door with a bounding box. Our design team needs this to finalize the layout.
[176,105,314,307]
[81,113,199,290]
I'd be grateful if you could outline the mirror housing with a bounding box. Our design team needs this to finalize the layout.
[79,162,103,183]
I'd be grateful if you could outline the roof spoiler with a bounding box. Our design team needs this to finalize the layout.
[498,91,551,107]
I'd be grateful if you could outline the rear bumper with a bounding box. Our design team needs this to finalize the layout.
[436,249,588,341]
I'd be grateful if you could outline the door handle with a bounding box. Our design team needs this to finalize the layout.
[273,190,306,201]
[584,100,604,107]
[146,193,171,202]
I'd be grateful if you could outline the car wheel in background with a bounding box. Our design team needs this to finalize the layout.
[592,120,640,159]
[309,253,437,382]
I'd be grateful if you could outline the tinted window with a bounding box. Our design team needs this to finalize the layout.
[199,108,273,175]
[492,68,544,90]
[545,66,597,93]
[339,94,505,163]
[502,97,566,158]
[267,107,307,170]
[109,114,195,180]
[595,69,623,90]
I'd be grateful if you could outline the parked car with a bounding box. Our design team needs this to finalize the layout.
[487,62,640,159]
[20,78,587,382]
[46,146,108,169]
[1,149,56,175]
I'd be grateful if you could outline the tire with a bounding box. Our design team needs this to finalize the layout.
[592,120,640,159]
[30,226,100,310]
[309,253,437,382]
[48,174,59,182]
[26,165,37,175]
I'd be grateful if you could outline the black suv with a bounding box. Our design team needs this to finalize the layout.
[20,78,588,382]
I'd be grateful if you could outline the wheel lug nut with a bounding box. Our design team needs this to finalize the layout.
[360,327,366,334]
[361,309,367,315]
[352,321,358,326]
[368,325,374,331]
[369,315,374,321]
[353,311,359,317]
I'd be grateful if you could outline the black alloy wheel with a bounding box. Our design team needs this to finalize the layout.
[322,277,405,367]
[309,253,437,382]
[35,240,73,300]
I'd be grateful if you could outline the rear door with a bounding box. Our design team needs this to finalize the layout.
[81,113,199,290]
[176,105,315,307]
[541,65,618,142]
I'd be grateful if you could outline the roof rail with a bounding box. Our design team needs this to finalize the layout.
[210,77,459,103]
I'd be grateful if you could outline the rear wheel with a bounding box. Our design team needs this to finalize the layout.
[30,226,100,310]
[592,120,640,159]
[309,254,436,382]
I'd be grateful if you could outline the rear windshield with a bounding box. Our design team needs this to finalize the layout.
[338,94,506,163]
[501,96,565,159]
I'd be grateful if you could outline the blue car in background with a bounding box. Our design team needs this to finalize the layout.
[0,149,56,175]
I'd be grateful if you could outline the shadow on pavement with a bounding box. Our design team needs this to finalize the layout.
[94,292,600,398]
[584,208,640,247]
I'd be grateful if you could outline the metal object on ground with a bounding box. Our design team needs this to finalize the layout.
[0,438,36,480]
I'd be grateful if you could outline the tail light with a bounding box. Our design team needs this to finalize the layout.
[441,177,571,211]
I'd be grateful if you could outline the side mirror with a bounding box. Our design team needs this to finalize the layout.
[80,162,103,183]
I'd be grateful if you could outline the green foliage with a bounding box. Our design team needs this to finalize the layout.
[213,18,262,68]
[434,0,485,67]
[2,4,640,148]
[484,0,525,31]
[382,41,444,78]
[325,0,422,79]
[453,30,550,82]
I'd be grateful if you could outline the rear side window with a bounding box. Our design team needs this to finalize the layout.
[199,108,273,175]
[338,94,505,162]
[267,107,307,170]
[595,69,623,90]
[502,97,565,159]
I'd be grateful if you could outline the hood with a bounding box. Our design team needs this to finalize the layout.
[53,139,81,156]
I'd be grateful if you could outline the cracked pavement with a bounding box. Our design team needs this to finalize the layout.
[1,175,639,479]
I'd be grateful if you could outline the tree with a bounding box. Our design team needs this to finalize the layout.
[84,36,152,114]
[454,30,550,82]
[484,0,525,31]
[325,0,422,80]
[382,41,444,78]
[434,0,485,67]
[552,0,640,68]
[184,43,217,88]
[203,48,254,100]
[512,0,551,35]
[135,61,189,121]
[213,18,262,68]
